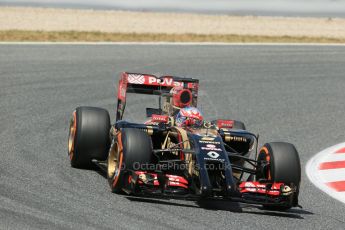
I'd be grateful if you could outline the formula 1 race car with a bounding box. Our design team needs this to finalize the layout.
[68,72,301,210]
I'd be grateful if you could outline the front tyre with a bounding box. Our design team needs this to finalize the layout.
[107,128,153,193]
[257,142,301,210]
[68,106,110,169]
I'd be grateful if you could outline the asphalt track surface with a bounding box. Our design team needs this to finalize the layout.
[1,44,345,229]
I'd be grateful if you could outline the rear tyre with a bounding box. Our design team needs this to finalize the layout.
[68,106,110,169]
[257,142,301,210]
[107,128,153,193]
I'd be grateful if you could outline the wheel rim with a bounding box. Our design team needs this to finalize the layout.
[108,142,118,178]
[108,140,123,187]
[260,146,271,180]
[68,111,76,160]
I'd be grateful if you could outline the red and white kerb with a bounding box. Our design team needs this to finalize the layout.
[306,142,345,204]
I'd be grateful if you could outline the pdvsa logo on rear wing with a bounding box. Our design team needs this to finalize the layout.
[127,74,183,87]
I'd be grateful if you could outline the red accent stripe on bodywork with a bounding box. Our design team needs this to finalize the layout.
[319,160,345,170]
[326,181,345,192]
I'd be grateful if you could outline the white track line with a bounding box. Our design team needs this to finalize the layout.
[306,142,345,204]
[0,42,345,46]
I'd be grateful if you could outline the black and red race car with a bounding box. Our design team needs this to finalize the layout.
[68,72,301,210]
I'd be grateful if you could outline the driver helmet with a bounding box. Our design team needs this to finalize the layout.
[175,107,203,127]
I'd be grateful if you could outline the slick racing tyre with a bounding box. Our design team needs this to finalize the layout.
[232,120,246,130]
[107,128,153,193]
[257,142,301,210]
[68,106,110,169]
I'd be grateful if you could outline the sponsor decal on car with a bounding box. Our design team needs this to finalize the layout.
[128,74,145,84]
[239,182,282,196]
[224,134,247,143]
[201,146,222,151]
[148,77,183,87]
[199,140,221,144]
[243,182,257,192]
[207,151,219,159]
[217,120,234,128]
[204,151,225,162]
[126,74,184,87]
[151,114,169,123]
[229,136,247,142]
[201,137,215,141]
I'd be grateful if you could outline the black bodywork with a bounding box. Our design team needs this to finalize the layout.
[104,120,295,206]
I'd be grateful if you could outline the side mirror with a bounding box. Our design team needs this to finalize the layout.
[146,108,162,117]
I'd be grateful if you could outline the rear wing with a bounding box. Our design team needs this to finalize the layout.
[116,72,199,121]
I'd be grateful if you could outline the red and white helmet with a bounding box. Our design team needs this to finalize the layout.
[175,107,203,127]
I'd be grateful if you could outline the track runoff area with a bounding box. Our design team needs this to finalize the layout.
[307,142,345,204]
